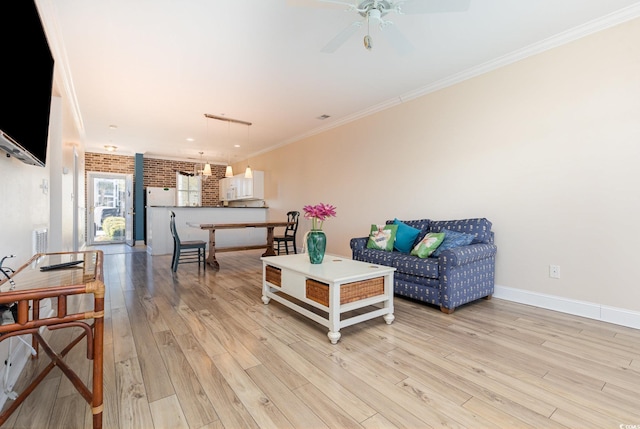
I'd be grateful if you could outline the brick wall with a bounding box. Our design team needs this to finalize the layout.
[84,153,135,211]
[85,153,225,206]
[85,152,135,174]
[143,158,225,205]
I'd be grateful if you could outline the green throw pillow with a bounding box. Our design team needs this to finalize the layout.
[366,224,398,252]
[410,232,445,258]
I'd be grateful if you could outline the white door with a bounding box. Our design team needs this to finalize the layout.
[125,174,134,246]
[87,172,132,245]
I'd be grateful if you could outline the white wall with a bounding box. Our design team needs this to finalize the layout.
[48,96,81,253]
[0,94,78,263]
[0,92,80,408]
[0,151,50,264]
[249,17,640,317]
[0,110,51,411]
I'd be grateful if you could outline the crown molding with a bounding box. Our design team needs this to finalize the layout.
[274,4,640,150]
[36,0,86,140]
[400,2,640,103]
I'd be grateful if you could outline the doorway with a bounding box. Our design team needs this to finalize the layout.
[87,172,133,246]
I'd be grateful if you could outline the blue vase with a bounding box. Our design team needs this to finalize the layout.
[306,230,326,264]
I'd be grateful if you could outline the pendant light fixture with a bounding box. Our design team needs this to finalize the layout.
[244,122,252,179]
[105,124,118,152]
[202,113,253,179]
[198,117,212,180]
[225,121,233,177]
[196,151,211,180]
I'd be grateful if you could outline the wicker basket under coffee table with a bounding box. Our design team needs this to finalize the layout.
[261,254,395,344]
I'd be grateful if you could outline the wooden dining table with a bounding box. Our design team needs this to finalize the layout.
[188,221,293,269]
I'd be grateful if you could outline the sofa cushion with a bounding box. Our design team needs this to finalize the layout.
[353,248,398,267]
[393,218,421,254]
[395,272,440,288]
[410,232,445,258]
[367,224,398,251]
[392,253,440,279]
[429,218,493,244]
[432,229,475,257]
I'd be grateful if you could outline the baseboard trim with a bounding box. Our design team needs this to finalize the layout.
[493,285,640,330]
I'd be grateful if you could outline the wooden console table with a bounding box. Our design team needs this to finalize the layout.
[0,251,105,429]
[189,222,292,269]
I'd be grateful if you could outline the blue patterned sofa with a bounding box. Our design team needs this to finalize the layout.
[350,218,496,313]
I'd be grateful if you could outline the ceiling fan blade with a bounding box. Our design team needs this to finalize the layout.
[395,0,471,14]
[321,21,363,53]
[315,0,359,8]
[381,23,414,55]
[287,0,359,10]
[286,0,356,9]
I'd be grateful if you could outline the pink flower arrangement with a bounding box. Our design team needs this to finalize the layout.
[303,203,337,231]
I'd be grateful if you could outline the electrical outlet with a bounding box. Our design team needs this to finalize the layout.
[549,265,560,279]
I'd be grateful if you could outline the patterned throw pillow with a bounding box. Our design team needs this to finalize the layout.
[410,232,445,258]
[366,224,398,252]
[393,218,421,253]
[431,229,475,257]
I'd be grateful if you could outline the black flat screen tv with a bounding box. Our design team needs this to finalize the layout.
[0,1,54,167]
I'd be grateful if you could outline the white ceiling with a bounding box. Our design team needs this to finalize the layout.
[39,0,640,165]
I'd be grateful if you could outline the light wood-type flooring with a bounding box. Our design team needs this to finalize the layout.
[2,246,640,428]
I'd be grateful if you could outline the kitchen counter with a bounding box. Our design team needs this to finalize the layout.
[146,206,271,255]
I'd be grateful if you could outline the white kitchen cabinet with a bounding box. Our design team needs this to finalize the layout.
[219,177,230,201]
[220,171,263,201]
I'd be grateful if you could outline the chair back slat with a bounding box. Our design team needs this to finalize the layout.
[170,211,181,246]
[285,211,299,238]
[170,210,205,272]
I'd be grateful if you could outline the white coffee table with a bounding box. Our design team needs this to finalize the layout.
[261,254,395,344]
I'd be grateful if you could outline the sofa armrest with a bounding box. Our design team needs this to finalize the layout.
[438,243,497,267]
[439,243,497,312]
[350,237,369,252]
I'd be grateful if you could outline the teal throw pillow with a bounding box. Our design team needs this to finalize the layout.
[366,224,398,252]
[393,218,421,253]
[431,229,475,257]
[410,232,445,258]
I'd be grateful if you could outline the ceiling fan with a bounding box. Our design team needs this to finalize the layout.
[314,0,471,54]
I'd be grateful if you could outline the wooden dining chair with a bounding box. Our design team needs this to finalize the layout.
[170,211,206,272]
[274,211,300,255]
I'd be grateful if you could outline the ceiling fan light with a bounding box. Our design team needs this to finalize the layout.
[225,165,233,177]
[368,8,382,22]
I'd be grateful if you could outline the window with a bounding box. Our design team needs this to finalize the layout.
[176,172,202,206]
